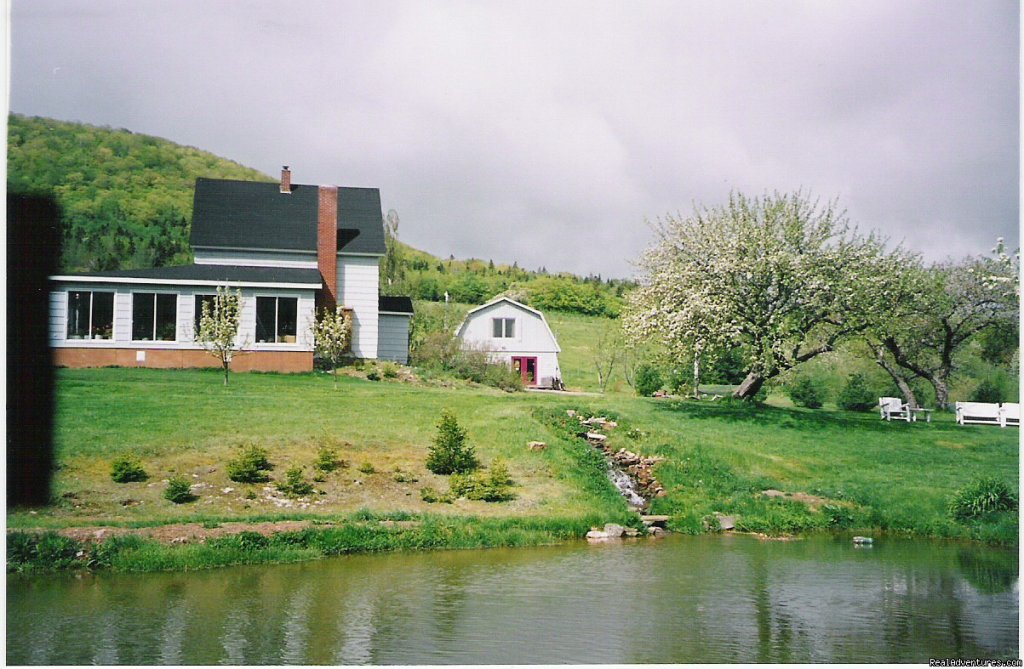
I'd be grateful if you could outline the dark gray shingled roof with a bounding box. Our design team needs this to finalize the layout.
[190,178,386,255]
[54,264,323,286]
[378,295,414,314]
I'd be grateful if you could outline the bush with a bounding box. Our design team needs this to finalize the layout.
[786,376,826,409]
[164,476,195,504]
[971,379,1004,404]
[425,409,479,475]
[110,455,148,483]
[357,462,376,474]
[366,369,381,381]
[447,461,516,502]
[276,467,314,497]
[380,362,399,379]
[314,445,346,473]
[837,373,876,412]
[948,477,1018,521]
[483,363,524,392]
[634,363,663,397]
[420,486,453,503]
[227,443,273,483]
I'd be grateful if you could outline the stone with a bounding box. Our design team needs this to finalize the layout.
[93,529,108,540]
[603,523,626,537]
[852,536,874,544]
[586,432,607,443]
[222,487,235,494]
[647,526,666,536]
[624,528,641,537]
[762,489,787,499]
[714,514,736,530]
[586,530,609,540]
[641,515,670,526]
[527,441,547,451]
[566,409,577,417]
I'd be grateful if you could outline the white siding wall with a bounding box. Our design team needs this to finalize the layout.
[193,248,318,269]
[337,255,380,358]
[50,282,316,351]
[457,301,562,385]
[378,314,410,363]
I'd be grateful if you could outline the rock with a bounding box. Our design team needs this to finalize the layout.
[655,490,668,498]
[93,529,108,540]
[624,528,640,537]
[603,523,626,537]
[853,536,874,544]
[762,489,787,499]
[566,409,577,417]
[586,432,607,443]
[714,513,736,531]
[170,537,189,545]
[222,487,234,494]
[641,515,670,526]
[647,526,666,536]
[586,530,609,540]
[527,441,547,451]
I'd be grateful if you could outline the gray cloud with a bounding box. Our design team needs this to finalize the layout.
[9,0,1018,276]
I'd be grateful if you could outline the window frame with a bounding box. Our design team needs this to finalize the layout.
[255,295,299,344]
[492,317,515,339]
[65,290,115,341]
[130,291,179,342]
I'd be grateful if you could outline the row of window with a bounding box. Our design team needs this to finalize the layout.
[65,291,299,344]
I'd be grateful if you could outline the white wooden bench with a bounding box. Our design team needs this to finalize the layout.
[879,397,910,422]
[955,402,1002,427]
[1000,402,1019,428]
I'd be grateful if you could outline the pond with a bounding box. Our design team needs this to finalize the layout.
[7,534,1018,664]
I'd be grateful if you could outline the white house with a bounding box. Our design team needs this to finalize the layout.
[456,297,562,388]
[48,168,413,372]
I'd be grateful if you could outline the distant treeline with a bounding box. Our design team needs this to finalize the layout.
[7,113,271,272]
[382,241,633,317]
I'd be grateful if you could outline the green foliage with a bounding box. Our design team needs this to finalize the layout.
[786,376,826,409]
[419,486,451,503]
[837,373,876,412]
[426,409,479,475]
[970,379,1004,404]
[313,445,345,473]
[447,459,516,502]
[110,455,148,483]
[380,361,399,378]
[7,113,271,272]
[7,532,81,571]
[634,363,663,397]
[275,467,314,497]
[164,476,195,504]
[357,462,376,474]
[948,478,1017,521]
[226,443,273,483]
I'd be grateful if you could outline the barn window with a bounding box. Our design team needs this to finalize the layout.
[492,317,515,338]
[256,296,298,343]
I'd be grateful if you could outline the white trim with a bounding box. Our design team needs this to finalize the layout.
[194,256,319,269]
[128,289,180,343]
[50,275,322,290]
[337,251,385,258]
[192,245,314,255]
[378,311,413,316]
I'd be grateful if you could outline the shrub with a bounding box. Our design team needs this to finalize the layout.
[970,379,1004,404]
[425,409,479,475]
[380,362,399,379]
[164,476,195,504]
[483,363,524,392]
[366,369,381,381]
[235,531,270,551]
[276,467,314,497]
[357,462,376,474]
[110,455,148,483]
[948,477,1018,521]
[314,445,346,473]
[420,486,453,503]
[447,459,516,502]
[634,363,663,397]
[227,443,273,483]
[786,376,826,409]
[837,373,876,412]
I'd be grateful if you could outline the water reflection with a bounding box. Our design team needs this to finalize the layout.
[7,535,1018,664]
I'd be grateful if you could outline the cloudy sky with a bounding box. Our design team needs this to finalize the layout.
[8,0,1019,277]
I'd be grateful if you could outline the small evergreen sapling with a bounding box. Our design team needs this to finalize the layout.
[426,409,479,474]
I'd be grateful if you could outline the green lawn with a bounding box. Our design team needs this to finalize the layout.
[10,367,1018,548]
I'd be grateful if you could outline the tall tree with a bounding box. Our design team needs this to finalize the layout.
[380,209,405,293]
[195,286,245,386]
[870,246,1018,408]
[624,191,914,399]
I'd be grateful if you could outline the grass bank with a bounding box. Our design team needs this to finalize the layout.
[8,368,1018,573]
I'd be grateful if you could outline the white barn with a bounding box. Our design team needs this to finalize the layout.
[456,297,562,388]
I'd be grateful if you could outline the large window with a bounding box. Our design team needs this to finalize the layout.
[66,291,114,340]
[492,317,515,338]
[132,293,178,341]
[255,296,298,343]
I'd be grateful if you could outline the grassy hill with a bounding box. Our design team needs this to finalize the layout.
[7,113,272,271]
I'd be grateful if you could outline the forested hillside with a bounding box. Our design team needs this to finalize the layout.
[7,114,272,271]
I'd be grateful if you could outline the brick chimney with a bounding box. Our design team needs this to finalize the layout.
[280,166,292,194]
[317,185,339,310]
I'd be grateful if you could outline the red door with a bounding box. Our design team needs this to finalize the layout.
[511,356,538,385]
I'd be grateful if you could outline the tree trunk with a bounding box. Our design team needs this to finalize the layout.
[223,359,229,386]
[932,376,950,410]
[872,348,919,408]
[692,355,701,399]
[333,364,338,390]
[733,371,766,400]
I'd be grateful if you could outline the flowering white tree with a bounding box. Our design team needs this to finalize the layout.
[313,306,353,388]
[195,286,245,386]
[624,191,915,400]
[870,242,1019,408]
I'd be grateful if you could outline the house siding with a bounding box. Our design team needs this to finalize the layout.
[193,248,318,269]
[378,314,411,363]
[337,255,380,358]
